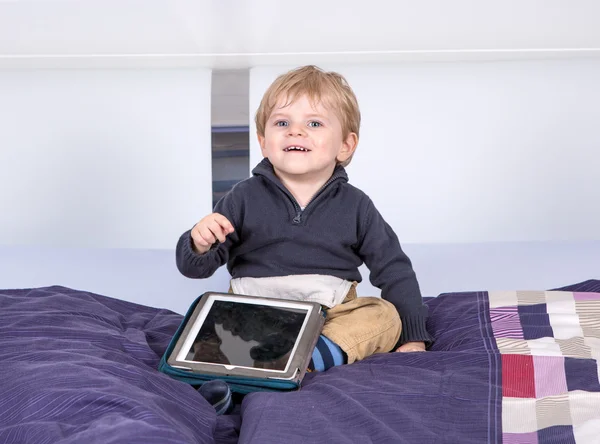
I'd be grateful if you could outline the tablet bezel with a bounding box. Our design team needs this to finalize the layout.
[167,292,324,380]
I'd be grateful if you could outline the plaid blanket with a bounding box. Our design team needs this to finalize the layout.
[425,280,600,443]
[488,285,600,443]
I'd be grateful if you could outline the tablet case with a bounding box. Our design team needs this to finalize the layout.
[158,292,325,394]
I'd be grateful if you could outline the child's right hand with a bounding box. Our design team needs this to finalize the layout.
[191,213,235,254]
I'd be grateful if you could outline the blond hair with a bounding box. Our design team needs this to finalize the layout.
[255,65,361,167]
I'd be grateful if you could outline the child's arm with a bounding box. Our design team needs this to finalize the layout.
[175,191,240,279]
[356,197,433,347]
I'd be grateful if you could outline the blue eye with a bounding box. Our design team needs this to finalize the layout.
[275,121,288,127]
[308,121,322,128]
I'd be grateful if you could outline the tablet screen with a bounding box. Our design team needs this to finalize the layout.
[181,300,308,371]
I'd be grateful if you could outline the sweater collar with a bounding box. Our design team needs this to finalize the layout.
[251,158,349,185]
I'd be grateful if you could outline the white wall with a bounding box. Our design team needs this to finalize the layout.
[2,1,600,70]
[250,60,600,244]
[0,61,598,310]
[0,69,212,250]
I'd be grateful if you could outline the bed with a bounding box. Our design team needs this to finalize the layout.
[1,279,599,443]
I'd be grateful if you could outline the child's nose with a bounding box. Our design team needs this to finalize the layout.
[287,124,306,136]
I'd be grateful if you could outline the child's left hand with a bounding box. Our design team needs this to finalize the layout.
[395,341,426,352]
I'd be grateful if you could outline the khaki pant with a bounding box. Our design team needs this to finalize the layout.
[321,283,401,363]
[230,282,402,364]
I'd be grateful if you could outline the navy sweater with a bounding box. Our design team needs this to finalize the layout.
[176,158,432,346]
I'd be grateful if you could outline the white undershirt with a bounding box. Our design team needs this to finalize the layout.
[230,275,353,308]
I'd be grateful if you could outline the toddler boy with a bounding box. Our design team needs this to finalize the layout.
[176,65,432,414]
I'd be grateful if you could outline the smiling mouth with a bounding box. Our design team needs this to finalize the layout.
[283,146,311,152]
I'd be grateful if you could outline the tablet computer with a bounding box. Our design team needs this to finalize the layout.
[166,292,325,383]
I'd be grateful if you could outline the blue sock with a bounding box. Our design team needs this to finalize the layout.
[309,335,347,371]
[198,380,234,415]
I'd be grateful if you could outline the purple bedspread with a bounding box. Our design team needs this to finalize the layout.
[1,280,599,443]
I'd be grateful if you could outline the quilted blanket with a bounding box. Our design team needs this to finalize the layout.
[0,280,599,443]
[488,283,600,443]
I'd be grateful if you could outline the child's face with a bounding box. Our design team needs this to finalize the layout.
[258,94,357,182]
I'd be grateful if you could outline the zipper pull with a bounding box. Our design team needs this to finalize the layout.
[293,211,302,224]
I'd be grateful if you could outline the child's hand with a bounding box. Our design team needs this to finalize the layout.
[191,213,235,254]
[395,341,426,353]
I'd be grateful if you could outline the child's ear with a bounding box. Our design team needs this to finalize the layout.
[257,134,267,157]
[337,132,358,164]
